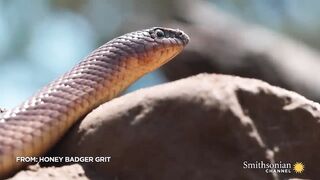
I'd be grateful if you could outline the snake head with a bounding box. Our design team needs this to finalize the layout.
[142,27,190,70]
[111,27,189,74]
[148,27,189,45]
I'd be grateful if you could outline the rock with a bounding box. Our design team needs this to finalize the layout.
[10,74,320,179]
[8,164,104,180]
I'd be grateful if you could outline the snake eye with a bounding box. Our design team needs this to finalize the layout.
[155,29,165,38]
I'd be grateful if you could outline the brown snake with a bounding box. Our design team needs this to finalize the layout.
[0,27,189,178]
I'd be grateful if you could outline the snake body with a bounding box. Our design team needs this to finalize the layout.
[0,27,189,178]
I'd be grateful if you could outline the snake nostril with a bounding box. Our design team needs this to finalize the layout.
[175,31,182,38]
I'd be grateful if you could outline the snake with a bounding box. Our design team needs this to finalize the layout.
[0,27,189,178]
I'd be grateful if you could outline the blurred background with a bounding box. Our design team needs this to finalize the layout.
[1,0,320,108]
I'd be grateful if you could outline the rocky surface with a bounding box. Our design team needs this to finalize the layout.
[9,164,105,180]
[9,74,320,180]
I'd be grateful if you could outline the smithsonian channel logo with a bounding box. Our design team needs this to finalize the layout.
[243,161,304,174]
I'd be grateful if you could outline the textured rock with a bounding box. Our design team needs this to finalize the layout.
[10,74,320,179]
[9,164,103,180]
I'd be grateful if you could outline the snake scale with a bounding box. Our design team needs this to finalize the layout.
[0,27,189,178]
